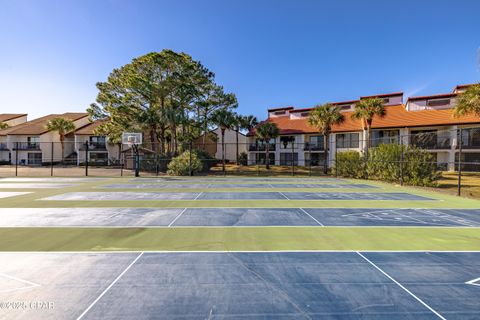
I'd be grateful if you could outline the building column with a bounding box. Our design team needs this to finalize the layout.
[448,125,458,171]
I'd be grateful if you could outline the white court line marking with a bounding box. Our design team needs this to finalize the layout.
[278,192,290,200]
[168,208,188,227]
[0,272,41,294]
[194,192,203,200]
[465,277,480,287]
[422,209,478,227]
[356,252,446,320]
[76,251,144,320]
[299,208,324,226]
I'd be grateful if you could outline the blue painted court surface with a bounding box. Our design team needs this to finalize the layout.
[102,183,377,189]
[1,208,478,227]
[0,252,478,319]
[42,191,435,201]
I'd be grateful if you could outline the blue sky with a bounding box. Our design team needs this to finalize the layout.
[1,0,479,120]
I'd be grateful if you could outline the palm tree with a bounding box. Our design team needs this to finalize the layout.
[0,122,9,130]
[45,117,76,164]
[308,103,344,174]
[212,109,237,172]
[454,83,480,117]
[233,114,258,165]
[255,122,280,169]
[352,97,385,149]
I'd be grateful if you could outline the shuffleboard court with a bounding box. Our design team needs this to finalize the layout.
[0,208,183,227]
[101,183,377,189]
[303,208,480,227]
[0,252,478,319]
[129,177,346,183]
[0,183,75,189]
[41,191,435,201]
[0,192,31,199]
[1,208,479,227]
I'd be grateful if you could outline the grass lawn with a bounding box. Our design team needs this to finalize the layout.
[437,171,480,198]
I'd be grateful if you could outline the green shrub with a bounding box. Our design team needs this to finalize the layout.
[333,151,365,179]
[193,149,218,172]
[238,152,248,165]
[334,144,440,186]
[167,150,202,176]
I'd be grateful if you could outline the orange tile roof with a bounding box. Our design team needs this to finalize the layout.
[0,114,27,123]
[248,105,480,136]
[0,113,88,136]
[75,119,107,135]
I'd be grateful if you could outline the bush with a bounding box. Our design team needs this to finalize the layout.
[238,152,248,166]
[167,150,202,176]
[334,144,440,186]
[333,151,365,179]
[193,149,218,172]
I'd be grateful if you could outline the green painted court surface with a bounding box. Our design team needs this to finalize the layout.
[1,176,480,319]
[0,176,479,251]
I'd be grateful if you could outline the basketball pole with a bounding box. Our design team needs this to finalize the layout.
[133,144,140,177]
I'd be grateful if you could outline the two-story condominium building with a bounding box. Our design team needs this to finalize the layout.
[0,113,89,165]
[247,84,480,171]
[73,119,122,165]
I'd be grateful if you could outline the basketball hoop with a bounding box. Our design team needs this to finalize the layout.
[122,132,142,177]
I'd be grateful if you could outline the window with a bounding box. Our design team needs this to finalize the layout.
[306,152,325,166]
[371,130,399,147]
[383,98,390,103]
[27,136,40,149]
[459,128,480,148]
[306,135,324,150]
[27,152,42,165]
[427,99,450,107]
[280,136,295,149]
[280,153,298,165]
[336,133,359,148]
[273,111,286,115]
[89,136,106,149]
[255,153,275,165]
[300,112,309,117]
[338,105,351,110]
[89,152,108,165]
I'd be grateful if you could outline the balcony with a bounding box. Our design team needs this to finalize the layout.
[13,142,41,150]
[249,143,276,152]
[371,137,400,148]
[0,143,8,151]
[303,142,324,151]
[411,136,451,150]
[79,142,107,151]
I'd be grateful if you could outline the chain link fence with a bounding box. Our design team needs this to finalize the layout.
[0,128,479,192]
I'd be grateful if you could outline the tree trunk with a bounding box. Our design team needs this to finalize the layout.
[323,133,329,175]
[150,128,157,154]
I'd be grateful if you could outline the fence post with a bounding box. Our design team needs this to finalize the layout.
[50,142,54,176]
[334,138,337,178]
[15,142,18,177]
[399,135,404,186]
[291,141,295,176]
[457,128,463,196]
[189,142,193,176]
[120,143,123,177]
[85,141,89,177]
[308,143,312,176]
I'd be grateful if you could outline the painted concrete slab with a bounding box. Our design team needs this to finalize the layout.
[304,208,480,227]
[0,183,74,189]
[0,192,30,199]
[1,252,478,319]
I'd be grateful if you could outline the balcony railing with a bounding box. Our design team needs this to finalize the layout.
[79,143,107,151]
[13,142,41,150]
[303,142,324,151]
[370,137,400,148]
[248,144,276,152]
[411,137,451,150]
[0,143,8,150]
